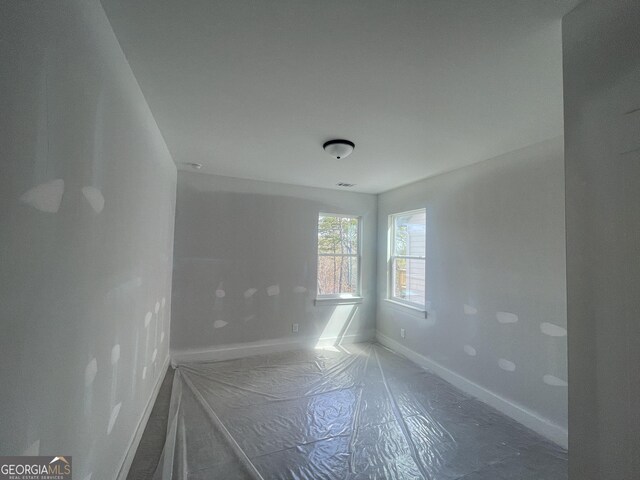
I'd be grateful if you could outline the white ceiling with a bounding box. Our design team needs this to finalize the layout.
[101,0,580,194]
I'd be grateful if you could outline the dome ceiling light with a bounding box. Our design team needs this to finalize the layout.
[323,139,355,160]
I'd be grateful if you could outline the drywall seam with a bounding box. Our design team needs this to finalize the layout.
[375,332,568,448]
[114,355,170,480]
[170,331,375,366]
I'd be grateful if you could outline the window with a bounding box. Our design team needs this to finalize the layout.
[317,214,360,297]
[389,209,426,307]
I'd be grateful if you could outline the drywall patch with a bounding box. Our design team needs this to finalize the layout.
[20,179,64,213]
[215,282,226,298]
[244,288,257,299]
[543,374,568,387]
[22,439,40,456]
[84,357,98,418]
[498,359,516,372]
[106,277,142,300]
[107,402,122,435]
[463,304,478,315]
[267,284,280,296]
[84,358,98,386]
[293,286,307,293]
[151,349,157,363]
[144,312,152,327]
[540,322,567,337]
[81,186,104,213]
[496,312,519,324]
[463,345,477,356]
[131,329,140,398]
[214,320,228,329]
[424,315,437,328]
[111,345,120,365]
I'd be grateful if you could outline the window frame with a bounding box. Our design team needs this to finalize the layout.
[316,212,362,299]
[388,208,426,309]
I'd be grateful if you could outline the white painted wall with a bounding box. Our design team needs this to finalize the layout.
[376,137,568,444]
[0,1,176,479]
[171,172,377,361]
[563,2,640,478]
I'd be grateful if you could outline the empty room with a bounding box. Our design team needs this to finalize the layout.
[1,1,638,479]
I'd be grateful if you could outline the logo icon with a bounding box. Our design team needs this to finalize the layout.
[0,455,72,479]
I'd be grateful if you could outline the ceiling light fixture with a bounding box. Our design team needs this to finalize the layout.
[323,139,355,160]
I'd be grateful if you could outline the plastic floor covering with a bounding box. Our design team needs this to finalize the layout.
[153,343,567,479]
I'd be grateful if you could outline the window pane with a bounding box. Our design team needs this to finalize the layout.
[393,211,426,257]
[393,257,425,305]
[393,257,407,298]
[317,255,358,295]
[318,215,359,255]
[317,214,360,295]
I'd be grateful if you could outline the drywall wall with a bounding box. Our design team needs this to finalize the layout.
[563,2,640,478]
[0,1,176,479]
[376,137,568,445]
[171,172,376,361]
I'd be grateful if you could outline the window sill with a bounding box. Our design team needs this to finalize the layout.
[383,298,428,318]
[314,296,363,306]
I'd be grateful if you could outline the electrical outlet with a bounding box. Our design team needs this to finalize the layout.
[400,328,406,339]
[292,323,299,333]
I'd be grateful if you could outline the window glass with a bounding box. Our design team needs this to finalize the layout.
[393,211,426,257]
[390,209,426,306]
[317,214,360,296]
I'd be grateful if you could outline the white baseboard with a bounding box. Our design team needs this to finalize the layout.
[171,331,375,365]
[376,332,568,448]
[115,355,171,480]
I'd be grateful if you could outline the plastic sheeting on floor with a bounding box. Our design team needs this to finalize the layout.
[153,343,567,479]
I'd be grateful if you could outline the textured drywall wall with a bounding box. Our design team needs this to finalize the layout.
[171,172,377,354]
[564,1,640,478]
[376,137,567,435]
[0,1,177,479]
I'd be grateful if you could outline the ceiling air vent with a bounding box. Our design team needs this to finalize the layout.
[336,182,356,187]
[182,162,203,170]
